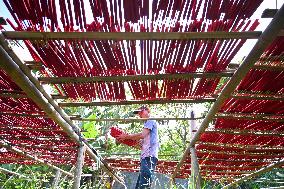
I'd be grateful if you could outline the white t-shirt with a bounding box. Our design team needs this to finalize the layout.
[141,120,159,159]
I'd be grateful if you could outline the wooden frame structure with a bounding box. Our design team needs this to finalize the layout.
[0,1,284,188]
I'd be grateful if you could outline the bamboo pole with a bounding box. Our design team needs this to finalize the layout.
[189,111,201,189]
[59,98,215,107]
[215,113,284,122]
[197,150,283,157]
[0,167,28,178]
[205,128,284,136]
[0,112,47,118]
[0,126,64,133]
[72,117,204,122]
[2,31,266,40]
[0,93,27,98]
[38,71,234,84]
[222,160,284,189]
[231,93,284,101]
[197,142,284,150]
[0,43,125,186]
[253,64,284,71]
[172,4,284,179]
[0,140,73,177]
[72,145,86,189]
[190,147,201,189]
[51,170,62,189]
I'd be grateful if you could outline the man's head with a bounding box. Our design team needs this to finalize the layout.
[133,105,150,118]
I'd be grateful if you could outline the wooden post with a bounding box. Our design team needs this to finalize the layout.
[72,145,86,189]
[51,170,62,189]
[190,148,201,189]
[190,111,201,189]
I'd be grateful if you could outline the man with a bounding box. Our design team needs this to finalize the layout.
[117,105,159,189]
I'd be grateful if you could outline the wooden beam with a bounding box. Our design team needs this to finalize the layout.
[205,128,284,136]
[197,142,284,150]
[0,136,71,142]
[11,143,77,150]
[0,126,64,133]
[254,64,284,71]
[259,55,284,61]
[215,112,284,122]
[0,112,47,118]
[2,31,267,40]
[0,140,74,177]
[198,150,284,157]
[200,164,263,170]
[38,71,234,84]
[222,160,284,189]
[191,147,201,189]
[173,3,284,177]
[59,98,215,107]
[72,117,205,122]
[201,170,254,175]
[24,61,43,70]
[51,94,68,99]
[0,167,28,178]
[231,93,284,101]
[0,93,67,99]
[198,158,276,163]
[72,145,86,189]
[51,170,62,189]
[0,93,27,98]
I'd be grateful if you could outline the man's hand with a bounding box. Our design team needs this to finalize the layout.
[117,133,128,140]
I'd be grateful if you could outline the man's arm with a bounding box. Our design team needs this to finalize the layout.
[117,128,150,141]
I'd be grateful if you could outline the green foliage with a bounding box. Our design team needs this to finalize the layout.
[0,165,54,189]
[82,114,98,138]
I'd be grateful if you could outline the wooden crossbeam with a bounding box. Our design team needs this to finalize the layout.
[228,63,284,71]
[0,90,26,98]
[0,93,27,98]
[0,124,63,130]
[0,133,70,140]
[0,136,72,142]
[0,91,66,100]
[0,112,47,118]
[197,158,275,163]
[231,93,284,101]
[24,61,43,70]
[254,64,284,71]
[0,127,64,133]
[2,31,269,40]
[198,150,284,157]
[200,164,263,169]
[0,167,28,178]
[38,71,234,84]
[59,98,215,107]
[197,142,284,150]
[215,112,284,122]
[14,143,77,150]
[72,117,204,122]
[205,128,284,136]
